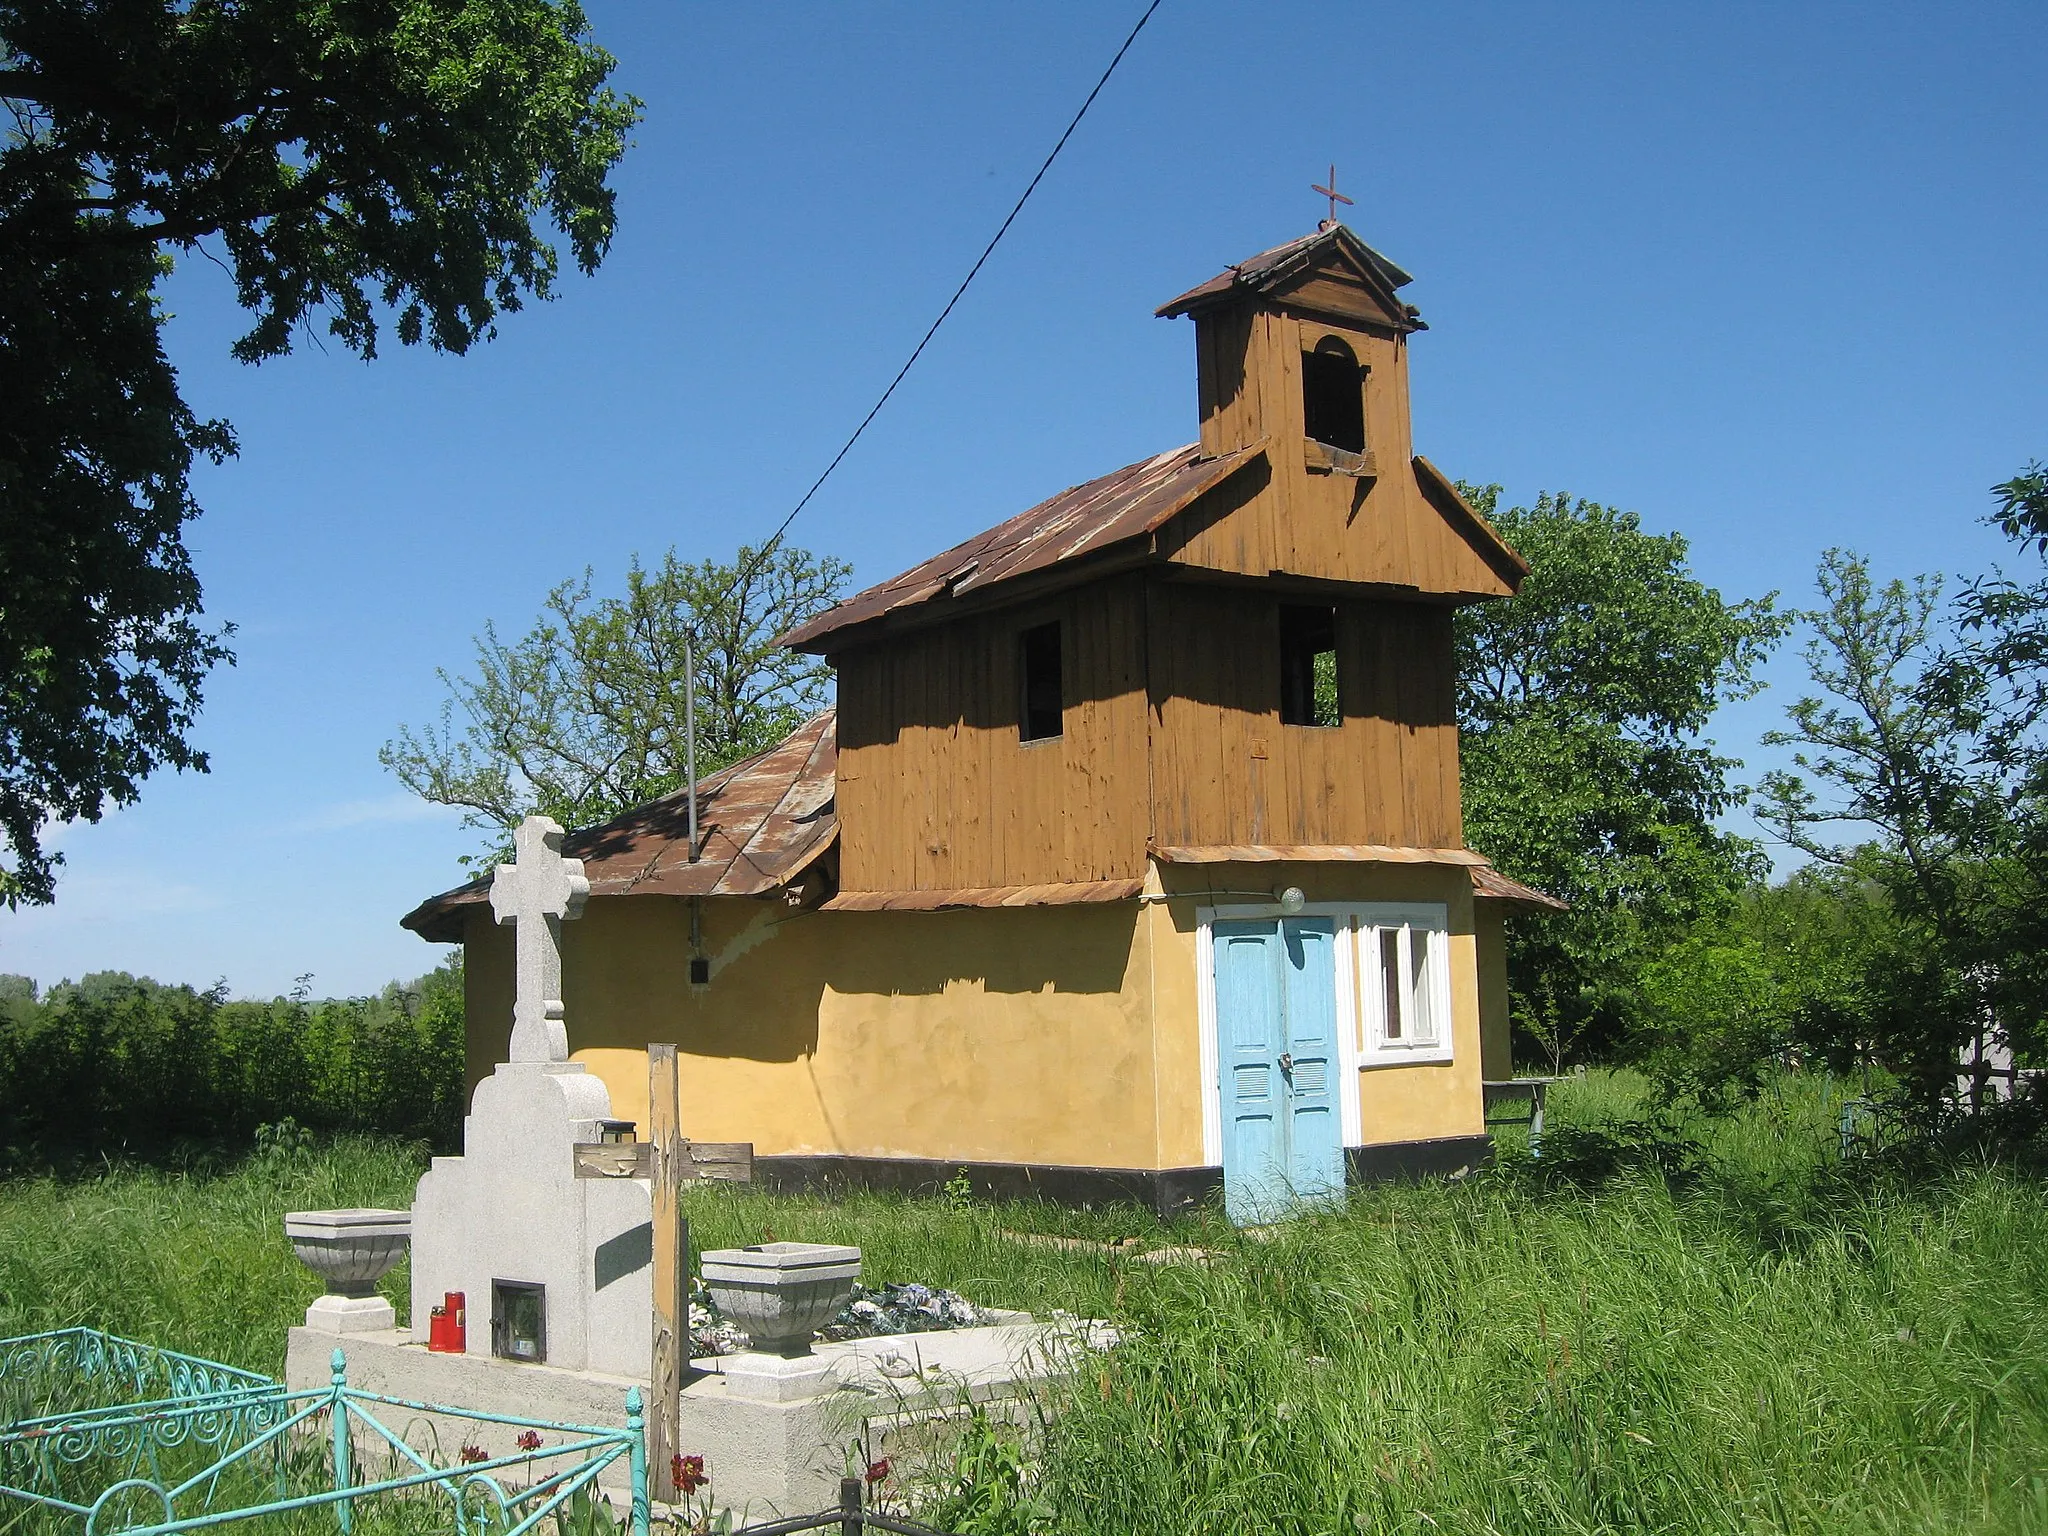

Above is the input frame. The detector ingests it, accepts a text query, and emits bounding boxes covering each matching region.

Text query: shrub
[0,959,465,1166]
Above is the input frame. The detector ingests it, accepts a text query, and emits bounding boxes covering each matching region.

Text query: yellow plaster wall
[1476,901,1514,1081]
[462,896,1164,1170]
[463,920,514,1090]
[455,859,1489,1175]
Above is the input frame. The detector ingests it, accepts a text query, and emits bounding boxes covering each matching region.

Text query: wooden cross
[567,1050,753,1503]
[1312,163,1353,228]
[640,1044,753,1505]
[490,815,590,1063]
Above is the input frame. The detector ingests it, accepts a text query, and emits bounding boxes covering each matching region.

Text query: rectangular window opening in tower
[1279,605,1340,727]
[1301,341,1365,454]
[1019,621,1064,742]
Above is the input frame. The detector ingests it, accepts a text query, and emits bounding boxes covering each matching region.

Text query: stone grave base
[286,1314,1092,1519]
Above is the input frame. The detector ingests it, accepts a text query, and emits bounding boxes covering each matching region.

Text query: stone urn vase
[285,1208,411,1334]
[700,1242,861,1357]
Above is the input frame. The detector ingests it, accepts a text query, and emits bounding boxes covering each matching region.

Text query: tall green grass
[3,1075,2046,1533]
[0,1137,424,1372]
[1036,1173,2048,1534]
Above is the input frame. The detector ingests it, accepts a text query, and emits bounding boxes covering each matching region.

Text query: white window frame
[1196,900,1453,1165]
[1353,904,1454,1069]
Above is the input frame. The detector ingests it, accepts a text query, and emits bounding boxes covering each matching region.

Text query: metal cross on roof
[1312,164,1354,229]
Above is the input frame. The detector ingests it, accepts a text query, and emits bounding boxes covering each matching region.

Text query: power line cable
[670,0,1163,852]
[735,0,1166,581]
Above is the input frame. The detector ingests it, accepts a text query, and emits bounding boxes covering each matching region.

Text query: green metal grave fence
[0,1331,648,1536]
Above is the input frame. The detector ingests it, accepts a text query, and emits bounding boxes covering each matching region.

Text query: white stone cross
[490,815,591,1063]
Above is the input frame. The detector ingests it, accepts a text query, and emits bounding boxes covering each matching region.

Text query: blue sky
[5,1,2045,998]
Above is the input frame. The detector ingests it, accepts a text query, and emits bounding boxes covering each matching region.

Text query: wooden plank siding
[835,575,1153,892]
[1167,307,1513,601]
[826,235,1497,895]
[839,571,1461,892]
[1145,578,1461,854]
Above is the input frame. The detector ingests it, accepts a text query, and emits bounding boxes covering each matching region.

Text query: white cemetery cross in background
[492,815,591,1063]
[409,814,654,1375]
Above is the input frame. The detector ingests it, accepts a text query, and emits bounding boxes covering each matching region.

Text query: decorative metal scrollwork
[3,1329,646,1536]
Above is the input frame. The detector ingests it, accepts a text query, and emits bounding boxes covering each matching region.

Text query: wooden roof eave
[401,880,489,945]
[823,878,1144,912]
[1470,864,1570,914]
[1411,456,1529,595]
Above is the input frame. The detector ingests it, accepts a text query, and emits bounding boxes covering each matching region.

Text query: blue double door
[1213,916,1344,1224]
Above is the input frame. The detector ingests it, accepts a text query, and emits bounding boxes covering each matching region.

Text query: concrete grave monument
[407,815,655,1375]
[285,813,1091,1517]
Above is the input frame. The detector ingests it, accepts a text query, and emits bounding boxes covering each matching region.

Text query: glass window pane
[1408,928,1433,1043]
[1379,928,1402,1040]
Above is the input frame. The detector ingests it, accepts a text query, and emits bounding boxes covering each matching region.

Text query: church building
[403,223,1560,1221]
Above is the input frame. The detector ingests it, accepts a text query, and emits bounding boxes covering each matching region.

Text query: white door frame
[1195,902,1365,1167]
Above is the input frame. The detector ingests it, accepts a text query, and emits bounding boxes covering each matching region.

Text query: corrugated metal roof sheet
[1470,865,1569,913]
[776,441,1266,653]
[1151,844,1490,866]
[400,710,839,943]
[1154,223,1418,320]
[822,879,1145,912]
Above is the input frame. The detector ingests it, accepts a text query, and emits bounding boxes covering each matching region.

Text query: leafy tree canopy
[383,544,851,870]
[1759,481,2048,1122]
[1629,863,1897,1110]
[1455,487,1788,1065]
[0,0,639,907]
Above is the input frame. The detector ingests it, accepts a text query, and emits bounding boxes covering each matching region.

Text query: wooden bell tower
[1162,223,1423,496]
[1155,225,1515,602]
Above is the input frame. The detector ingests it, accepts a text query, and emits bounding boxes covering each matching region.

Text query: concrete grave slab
[287,1312,1091,1520]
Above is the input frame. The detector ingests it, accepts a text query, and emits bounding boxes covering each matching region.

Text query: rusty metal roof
[401,710,839,943]
[777,441,1266,653]
[1470,865,1569,913]
[1155,223,1418,322]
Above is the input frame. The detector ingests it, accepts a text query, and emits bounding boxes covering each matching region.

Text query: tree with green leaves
[383,543,851,870]
[0,0,639,907]
[1628,863,1899,1110]
[1758,494,2048,1123]
[1454,488,1787,1068]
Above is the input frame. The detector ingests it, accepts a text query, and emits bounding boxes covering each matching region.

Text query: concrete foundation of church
[751,1135,1497,1218]
[286,1314,1078,1520]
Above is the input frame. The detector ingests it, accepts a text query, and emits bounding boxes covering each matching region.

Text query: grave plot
[281,816,1108,1521]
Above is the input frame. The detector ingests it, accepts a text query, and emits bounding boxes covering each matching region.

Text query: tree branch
[0,70,58,105]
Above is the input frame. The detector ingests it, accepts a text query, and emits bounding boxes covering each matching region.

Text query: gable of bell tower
[1156,226,1522,604]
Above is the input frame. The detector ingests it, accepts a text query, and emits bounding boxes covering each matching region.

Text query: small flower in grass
[672,1453,707,1495]
[459,1445,488,1465]
[516,1430,543,1453]
[865,1457,892,1486]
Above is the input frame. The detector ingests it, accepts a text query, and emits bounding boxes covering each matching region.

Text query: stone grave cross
[490,815,591,1063]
